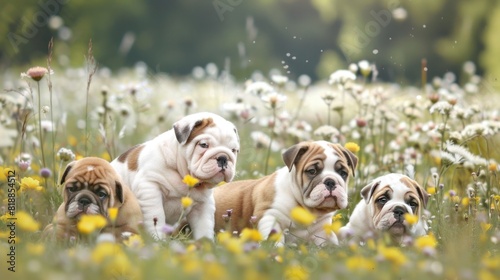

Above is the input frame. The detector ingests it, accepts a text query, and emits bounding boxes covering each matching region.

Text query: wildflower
[16,211,41,232]
[346,255,376,271]
[323,220,343,235]
[284,264,309,280]
[240,228,263,242]
[329,69,356,86]
[271,74,288,86]
[224,237,243,255]
[108,207,119,224]
[314,125,340,140]
[429,101,453,115]
[290,206,316,226]
[77,214,107,235]
[245,81,274,96]
[123,234,144,249]
[182,175,199,187]
[415,234,438,251]
[488,160,498,172]
[57,147,76,162]
[461,197,470,207]
[217,231,232,244]
[20,177,43,192]
[26,243,45,255]
[404,213,419,225]
[480,223,492,233]
[344,142,360,153]
[261,91,287,109]
[21,66,51,81]
[377,245,408,267]
[297,74,311,87]
[39,168,52,178]
[427,187,436,195]
[333,213,343,221]
[358,60,372,77]
[161,223,175,235]
[181,196,193,208]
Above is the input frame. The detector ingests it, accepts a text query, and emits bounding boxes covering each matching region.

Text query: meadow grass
[0,59,499,280]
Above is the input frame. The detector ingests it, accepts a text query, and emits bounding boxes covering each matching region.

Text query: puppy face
[174,113,240,187]
[361,174,428,236]
[283,141,358,215]
[60,158,124,219]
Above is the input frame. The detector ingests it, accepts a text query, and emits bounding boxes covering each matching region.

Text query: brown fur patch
[126,145,145,171]
[186,118,215,144]
[117,144,141,163]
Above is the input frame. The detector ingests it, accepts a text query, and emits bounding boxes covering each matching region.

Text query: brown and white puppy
[111,112,240,241]
[43,157,142,241]
[214,141,357,246]
[340,173,429,242]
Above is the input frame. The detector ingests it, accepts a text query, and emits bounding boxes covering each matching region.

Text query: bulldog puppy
[43,157,142,241]
[111,112,240,241]
[340,173,429,242]
[214,141,358,246]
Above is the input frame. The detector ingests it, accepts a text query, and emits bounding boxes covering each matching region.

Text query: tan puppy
[340,173,429,242]
[111,112,240,241]
[214,141,357,246]
[43,157,142,241]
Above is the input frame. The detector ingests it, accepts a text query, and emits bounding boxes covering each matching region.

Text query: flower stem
[264,108,276,175]
[37,81,46,168]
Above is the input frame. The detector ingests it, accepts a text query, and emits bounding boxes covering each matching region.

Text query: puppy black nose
[324,179,336,191]
[78,197,91,207]
[393,206,407,219]
[217,156,228,169]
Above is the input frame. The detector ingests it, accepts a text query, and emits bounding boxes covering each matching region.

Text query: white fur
[258,142,348,246]
[340,173,428,240]
[112,112,239,241]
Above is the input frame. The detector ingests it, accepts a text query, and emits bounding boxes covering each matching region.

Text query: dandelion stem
[264,108,276,175]
[47,38,56,187]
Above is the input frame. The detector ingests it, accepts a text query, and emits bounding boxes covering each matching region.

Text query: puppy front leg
[186,194,215,241]
[258,214,285,245]
[134,183,166,240]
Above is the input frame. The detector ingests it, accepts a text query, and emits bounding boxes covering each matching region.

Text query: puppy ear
[415,183,430,209]
[360,181,380,203]
[60,161,76,186]
[115,181,125,204]
[282,143,309,172]
[337,145,358,177]
[174,117,214,145]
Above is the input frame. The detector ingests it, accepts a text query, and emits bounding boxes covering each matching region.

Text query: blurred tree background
[1,0,499,85]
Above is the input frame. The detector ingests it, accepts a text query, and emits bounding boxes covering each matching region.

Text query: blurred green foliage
[0,0,498,84]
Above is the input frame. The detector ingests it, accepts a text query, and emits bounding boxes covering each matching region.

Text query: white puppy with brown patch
[214,141,357,246]
[111,112,240,240]
[340,173,429,242]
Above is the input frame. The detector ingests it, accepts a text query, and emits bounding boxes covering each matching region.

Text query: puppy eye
[377,196,388,205]
[306,168,317,176]
[339,170,348,180]
[97,190,108,199]
[409,201,418,209]
[199,142,209,149]
[67,185,77,193]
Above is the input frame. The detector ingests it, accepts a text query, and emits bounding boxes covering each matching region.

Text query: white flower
[314,125,340,139]
[429,101,453,115]
[245,81,274,96]
[260,91,287,109]
[250,131,281,151]
[443,141,488,166]
[271,75,288,86]
[328,70,356,86]
[57,147,75,162]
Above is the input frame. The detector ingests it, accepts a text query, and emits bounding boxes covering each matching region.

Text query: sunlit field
[1,55,500,279]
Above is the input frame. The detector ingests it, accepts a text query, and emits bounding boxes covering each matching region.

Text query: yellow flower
[344,142,360,153]
[480,223,492,233]
[284,264,309,280]
[290,206,316,226]
[462,197,470,207]
[20,177,42,192]
[204,262,227,280]
[224,238,243,255]
[323,220,343,235]
[101,152,111,162]
[1,167,14,181]
[26,243,45,255]
[183,175,200,187]
[16,211,40,232]
[123,234,144,249]
[268,230,283,242]
[181,196,193,208]
[77,214,107,235]
[378,245,407,267]
[415,233,438,250]
[333,213,343,221]
[217,231,232,244]
[108,207,119,224]
[91,242,122,263]
[404,213,419,225]
[346,255,376,271]
[68,135,78,147]
[488,160,498,172]
[426,187,436,195]
[240,228,263,242]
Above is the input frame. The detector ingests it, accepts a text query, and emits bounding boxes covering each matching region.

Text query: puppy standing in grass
[214,141,358,246]
[43,157,142,241]
[112,112,240,241]
[340,173,429,242]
